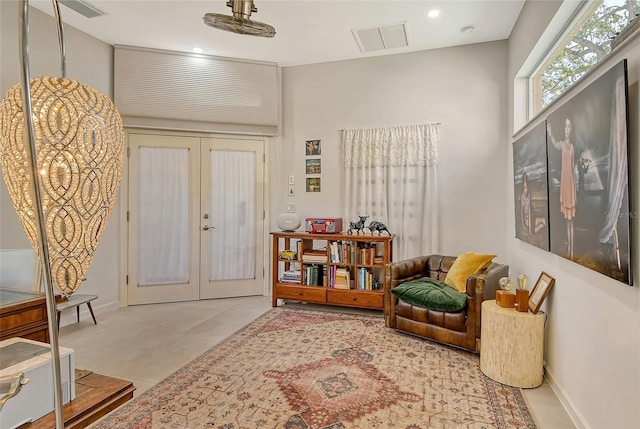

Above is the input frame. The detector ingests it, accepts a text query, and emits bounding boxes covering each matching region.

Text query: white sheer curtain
[343,123,439,260]
[209,150,256,280]
[138,147,190,285]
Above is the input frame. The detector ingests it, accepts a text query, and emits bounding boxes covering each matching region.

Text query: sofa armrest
[465,262,509,299]
[466,262,509,301]
[467,261,509,342]
[385,255,430,292]
[384,255,430,328]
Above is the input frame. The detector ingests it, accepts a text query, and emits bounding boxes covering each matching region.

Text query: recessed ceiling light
[192,47,203,53]
[427,10,440,18]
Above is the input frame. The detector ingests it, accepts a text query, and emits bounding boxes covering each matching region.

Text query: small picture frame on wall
[305,139,321,156]
[529,272,555,314]
[306,158,321,174]
[306,177,320,192]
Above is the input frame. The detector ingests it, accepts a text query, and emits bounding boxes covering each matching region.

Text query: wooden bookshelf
[271,231,394,310]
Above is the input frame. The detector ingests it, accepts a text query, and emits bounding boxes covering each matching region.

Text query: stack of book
[280,269,301,283]
[331,267,351,289]
[302,249,326,264]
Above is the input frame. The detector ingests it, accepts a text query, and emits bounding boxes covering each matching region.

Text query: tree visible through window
[532,0,639,114]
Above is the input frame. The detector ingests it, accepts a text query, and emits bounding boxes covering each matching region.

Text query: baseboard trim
[544,364,590,429]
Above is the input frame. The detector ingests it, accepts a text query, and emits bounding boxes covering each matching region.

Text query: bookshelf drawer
[275,285,326,303]
[327,290,383,309]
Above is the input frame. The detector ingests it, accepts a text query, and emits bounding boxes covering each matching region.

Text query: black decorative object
[347,216,368,235]
[368,221,391,235]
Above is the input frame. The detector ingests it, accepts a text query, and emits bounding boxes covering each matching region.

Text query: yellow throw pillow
[444,252,497,292]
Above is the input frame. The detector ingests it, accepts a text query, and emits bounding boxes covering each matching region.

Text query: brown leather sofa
[384,254,508,352]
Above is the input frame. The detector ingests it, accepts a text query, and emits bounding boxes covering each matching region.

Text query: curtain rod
[340,122,441,131]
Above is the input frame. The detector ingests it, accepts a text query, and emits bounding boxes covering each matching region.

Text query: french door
[127,132,265,305]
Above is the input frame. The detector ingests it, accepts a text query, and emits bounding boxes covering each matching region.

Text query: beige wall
[0,3,121,322]
[508,2,640,428]
[4,3,640,427]
[278,42,509,258]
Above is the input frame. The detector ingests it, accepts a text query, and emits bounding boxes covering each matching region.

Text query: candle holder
[515,274,529,312]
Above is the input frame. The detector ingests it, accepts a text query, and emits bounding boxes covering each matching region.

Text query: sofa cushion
[444,252,496,292]
[391,277,467,312]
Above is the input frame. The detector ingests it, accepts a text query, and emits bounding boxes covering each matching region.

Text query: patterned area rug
[91,307,536,429]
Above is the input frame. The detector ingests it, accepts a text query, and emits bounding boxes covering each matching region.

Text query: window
[530,0,639,116]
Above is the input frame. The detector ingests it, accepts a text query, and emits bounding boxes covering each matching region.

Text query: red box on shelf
[305,218,343,233]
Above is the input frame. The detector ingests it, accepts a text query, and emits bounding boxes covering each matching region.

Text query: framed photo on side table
[529,272,555,313]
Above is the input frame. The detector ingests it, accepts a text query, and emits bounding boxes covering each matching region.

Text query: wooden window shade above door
[114,45,280,136]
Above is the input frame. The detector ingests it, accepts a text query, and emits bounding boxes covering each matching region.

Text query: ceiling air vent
[59,0,106,18]
[352,22,408,53]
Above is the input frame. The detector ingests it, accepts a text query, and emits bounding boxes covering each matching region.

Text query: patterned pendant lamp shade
[0,76,125,296]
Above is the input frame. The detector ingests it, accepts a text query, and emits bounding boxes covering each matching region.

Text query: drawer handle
[353,297,357,301]
[298,292,303,296]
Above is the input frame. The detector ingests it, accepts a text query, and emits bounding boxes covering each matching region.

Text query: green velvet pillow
[391,277,468,312]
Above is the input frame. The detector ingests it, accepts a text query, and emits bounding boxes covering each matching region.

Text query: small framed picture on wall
[305,139,321,156]
[306,158,321,174]
[306,177,321,192]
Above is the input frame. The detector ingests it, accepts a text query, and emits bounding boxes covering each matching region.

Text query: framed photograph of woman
[305,139,321,156]
[306,177,320,192]
[512,122,549,251]
[305,158,321,174]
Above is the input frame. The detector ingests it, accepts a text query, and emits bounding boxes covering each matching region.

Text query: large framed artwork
[513,122,549,251]
[545,59,632,285]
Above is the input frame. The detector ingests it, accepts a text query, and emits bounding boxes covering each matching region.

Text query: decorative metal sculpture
[347,215,368,235]
[368,221,391,235]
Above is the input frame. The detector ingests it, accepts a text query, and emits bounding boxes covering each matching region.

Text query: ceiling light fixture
[428,9,440,18]
[203,0,275,38]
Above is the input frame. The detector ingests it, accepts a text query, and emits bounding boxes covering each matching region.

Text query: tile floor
[59,296,575,428]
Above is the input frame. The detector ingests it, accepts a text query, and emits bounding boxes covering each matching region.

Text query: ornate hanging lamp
[0,2,125,298]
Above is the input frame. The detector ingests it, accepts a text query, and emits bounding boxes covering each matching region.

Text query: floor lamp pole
[18,1,65,427]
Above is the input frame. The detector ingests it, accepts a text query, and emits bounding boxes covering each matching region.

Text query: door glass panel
[138,147,191,285]
[209,150,256,281]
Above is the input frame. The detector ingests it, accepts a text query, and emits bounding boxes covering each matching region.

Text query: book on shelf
[357,267,376,290]
[329,241,358,264]
[304,264,324,286]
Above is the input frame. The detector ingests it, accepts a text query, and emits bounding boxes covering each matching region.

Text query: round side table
[480,299,544,388]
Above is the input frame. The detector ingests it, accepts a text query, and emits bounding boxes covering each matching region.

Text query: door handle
[202,225,215,231]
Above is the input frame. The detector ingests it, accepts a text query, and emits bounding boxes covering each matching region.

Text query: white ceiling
[30,0,526,67]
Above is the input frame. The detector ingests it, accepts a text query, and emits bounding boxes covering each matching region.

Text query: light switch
[288,175,295,185]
